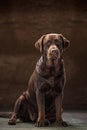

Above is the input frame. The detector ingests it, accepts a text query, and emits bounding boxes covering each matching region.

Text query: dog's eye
[55,40,60,45]
[55,39,58,43]
[46,41,51,47]
[55,42,62,48]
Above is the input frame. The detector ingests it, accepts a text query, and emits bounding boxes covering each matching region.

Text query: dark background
[0,0,87,111]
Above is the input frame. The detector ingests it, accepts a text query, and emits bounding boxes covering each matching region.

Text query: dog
[0,33,70,127]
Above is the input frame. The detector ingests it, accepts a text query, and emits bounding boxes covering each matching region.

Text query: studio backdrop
[0,0,87,110]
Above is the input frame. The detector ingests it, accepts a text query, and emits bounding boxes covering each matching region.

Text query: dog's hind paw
[8,120,16,125]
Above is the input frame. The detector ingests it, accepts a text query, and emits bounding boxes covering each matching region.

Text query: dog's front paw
[55,120,68,127]
[35,119,50,127]
[8,119,16,125]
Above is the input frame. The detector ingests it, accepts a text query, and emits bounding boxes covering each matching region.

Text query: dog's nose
[51,49,58,54]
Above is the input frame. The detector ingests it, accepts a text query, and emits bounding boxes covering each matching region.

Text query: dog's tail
[0,112,13,118]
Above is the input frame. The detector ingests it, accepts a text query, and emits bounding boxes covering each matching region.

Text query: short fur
[0,33,70,127]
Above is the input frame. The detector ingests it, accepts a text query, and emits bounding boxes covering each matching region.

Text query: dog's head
[35,33,70,60]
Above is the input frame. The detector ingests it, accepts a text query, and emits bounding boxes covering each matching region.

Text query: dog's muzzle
[50,49,59,59]
[47,45,60,60]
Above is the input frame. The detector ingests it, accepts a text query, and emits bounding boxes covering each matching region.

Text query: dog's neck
[46,58,59,69]
[36,55,63,77]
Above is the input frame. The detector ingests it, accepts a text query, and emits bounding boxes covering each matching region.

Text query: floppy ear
[35,35,46,53]
[59,34,70,50]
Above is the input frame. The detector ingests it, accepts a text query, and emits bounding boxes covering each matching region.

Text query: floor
[0,111,87,130]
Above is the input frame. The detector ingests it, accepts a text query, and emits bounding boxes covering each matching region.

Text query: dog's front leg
[55,93,68,127]
[35,88,45,126]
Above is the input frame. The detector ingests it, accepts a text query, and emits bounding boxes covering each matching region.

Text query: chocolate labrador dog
[1,33,70,127]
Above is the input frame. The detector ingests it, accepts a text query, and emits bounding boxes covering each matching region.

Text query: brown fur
[7,33,70,126]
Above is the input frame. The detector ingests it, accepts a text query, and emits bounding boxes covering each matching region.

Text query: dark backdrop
[0,0,87,111]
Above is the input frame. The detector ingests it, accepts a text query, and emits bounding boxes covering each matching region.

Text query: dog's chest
[45,76,61,98]
[47,76,55,87]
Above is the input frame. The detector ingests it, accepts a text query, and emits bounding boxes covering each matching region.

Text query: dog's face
[35,33,70,60]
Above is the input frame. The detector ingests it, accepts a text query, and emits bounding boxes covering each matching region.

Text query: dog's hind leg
[8,92,26,125]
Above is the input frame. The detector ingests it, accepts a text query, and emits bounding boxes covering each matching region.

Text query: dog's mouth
[51,53,58,60]
[47,45,60,60]
[50,50,59,60]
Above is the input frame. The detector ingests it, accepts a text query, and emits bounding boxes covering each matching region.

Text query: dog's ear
[59,34,70,50]
[35,35,46,53]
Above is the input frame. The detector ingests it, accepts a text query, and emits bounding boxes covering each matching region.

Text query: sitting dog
[1,33,70,127]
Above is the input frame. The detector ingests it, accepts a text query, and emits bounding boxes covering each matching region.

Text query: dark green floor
[0,111,87,130]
